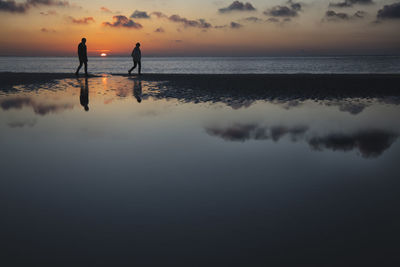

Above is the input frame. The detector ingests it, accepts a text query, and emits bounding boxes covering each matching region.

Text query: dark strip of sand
[0,72,98,87]
[1,73,399,97]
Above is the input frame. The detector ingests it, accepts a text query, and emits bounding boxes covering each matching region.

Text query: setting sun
[101,53,107,57]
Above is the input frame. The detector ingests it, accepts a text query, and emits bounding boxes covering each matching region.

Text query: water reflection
[206,123,399,158]
[308,130,399,158]
[146,80,399,114]
[78,78,89,112]
[0,96,73,115]
[133,80,142,103]
[1,76,400,265]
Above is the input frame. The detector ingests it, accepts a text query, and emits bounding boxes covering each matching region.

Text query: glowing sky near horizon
[0,0,399,56]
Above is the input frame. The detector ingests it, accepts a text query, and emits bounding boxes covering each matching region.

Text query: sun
[100,53,107,57]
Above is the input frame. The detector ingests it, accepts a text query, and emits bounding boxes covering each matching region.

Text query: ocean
[1,56,399,74]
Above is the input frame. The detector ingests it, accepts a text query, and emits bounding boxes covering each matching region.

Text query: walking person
[129,42,141,75]
[75,38,88,76]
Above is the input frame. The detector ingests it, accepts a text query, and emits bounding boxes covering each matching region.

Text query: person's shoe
[84,73,89,77]
[128,71,131,75]
[75,72,79,76]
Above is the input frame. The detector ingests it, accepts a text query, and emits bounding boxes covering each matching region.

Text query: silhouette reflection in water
[133,80,142,103]
[78,78,89,111]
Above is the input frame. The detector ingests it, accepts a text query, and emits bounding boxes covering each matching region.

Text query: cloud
[0,97,73,115]
[168,14,212,29]
[154,27,165,33]
[100,6,112,13]
[308,130,398,158]
[8,118,37,128]
[0,0,29,13]
[329,0,374,8]
[205,124,308,142]
[266,17,280,23]
[27,0,69,7]
[241,16,263,23]
[206,123,398,158]
[68,16,95,24]
[230,21,243,28]
[324,10,366,21]
[150,11,212,29]
[377,2,400,20]
[41,27,56,32]
[102,15,143,29]
[218,1,256,13]
[0,0,69,13]
[151,11,167,18]
[130,10,150,19]
[40,9,57,15]
[264,1,302,17]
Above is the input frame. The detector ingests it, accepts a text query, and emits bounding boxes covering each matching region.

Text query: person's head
[82,38,86,44]
[136,42,140,47]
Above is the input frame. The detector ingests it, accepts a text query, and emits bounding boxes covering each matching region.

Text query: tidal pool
[1,76,399,266]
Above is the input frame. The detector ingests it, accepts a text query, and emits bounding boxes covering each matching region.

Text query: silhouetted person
[129,42,141,75]
[75,38,88,76]
[78,77,89,111]
[133,80,142,103]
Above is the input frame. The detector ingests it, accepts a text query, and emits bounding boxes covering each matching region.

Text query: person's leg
[129,60,137,74]
[76,61,83,75]
[138,61,141,75]
[84,61,88,75]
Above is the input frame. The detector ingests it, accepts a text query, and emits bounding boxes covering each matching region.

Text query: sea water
[0,56,399,74]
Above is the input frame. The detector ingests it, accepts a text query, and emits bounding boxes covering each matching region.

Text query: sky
[0,0,399,56]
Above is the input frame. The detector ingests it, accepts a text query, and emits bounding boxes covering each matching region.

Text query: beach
[1,72,399,98]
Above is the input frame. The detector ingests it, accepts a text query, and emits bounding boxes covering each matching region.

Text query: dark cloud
[241,16,263,22]
[154,27,165,33]
[68,16,95,24]
[130,10,150,19]
[230,21,243,28]
[0,97,73,115]
[324,10,366,21]
[102,15,143,29]
[205,124,308,142]
[0,0,69,13]
[377,2,400,20]
[266,17,280,23]
[150,11,213,29]
[151,11,167,18]
[264,1,302,17]
[168,14,212,29]
[329,0,374,8]
[205,122,398,158]
[0,0,29,13]
[308,130,398,158]
[27,0,69,7]
[219,1,256,13]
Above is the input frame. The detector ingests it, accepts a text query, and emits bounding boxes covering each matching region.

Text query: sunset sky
[0,0,399,56]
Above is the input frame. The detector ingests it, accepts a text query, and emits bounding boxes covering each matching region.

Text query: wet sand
[1,72,399,98]
[0,72,99,86]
